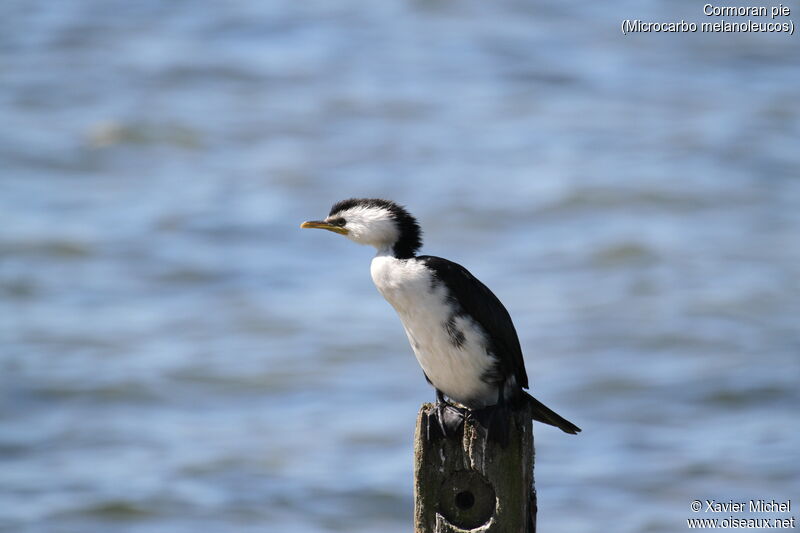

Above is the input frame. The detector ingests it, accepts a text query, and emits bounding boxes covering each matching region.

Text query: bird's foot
[427,401,466,442]
[473,403,511,448]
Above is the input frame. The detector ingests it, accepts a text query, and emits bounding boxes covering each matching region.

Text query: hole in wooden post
[438,470,496,529]
[455,491,475,510]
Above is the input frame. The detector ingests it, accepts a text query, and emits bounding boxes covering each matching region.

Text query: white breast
[370,254,497,407]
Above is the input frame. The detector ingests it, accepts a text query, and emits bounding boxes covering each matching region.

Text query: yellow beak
[300,220,349,235]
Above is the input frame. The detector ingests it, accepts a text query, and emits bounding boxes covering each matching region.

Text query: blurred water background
[2,1,799,532]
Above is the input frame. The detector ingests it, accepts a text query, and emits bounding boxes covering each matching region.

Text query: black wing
[417,255,529,390]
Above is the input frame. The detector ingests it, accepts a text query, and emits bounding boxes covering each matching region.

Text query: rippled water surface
[2,1,799,532]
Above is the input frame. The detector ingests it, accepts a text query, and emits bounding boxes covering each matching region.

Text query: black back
[418,255,529,391]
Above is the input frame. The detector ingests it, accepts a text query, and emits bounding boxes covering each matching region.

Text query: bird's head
[301,198,422,258]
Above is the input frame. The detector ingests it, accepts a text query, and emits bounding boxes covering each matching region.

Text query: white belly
[370,255,497,407]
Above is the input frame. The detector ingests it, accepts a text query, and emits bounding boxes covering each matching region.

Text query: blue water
[2,1,799,532]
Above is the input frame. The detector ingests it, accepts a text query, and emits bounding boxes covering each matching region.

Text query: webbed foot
[426,391,466,442]
[473,403,511,448]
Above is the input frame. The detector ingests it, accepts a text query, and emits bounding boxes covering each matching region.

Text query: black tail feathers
[524,392,581,434]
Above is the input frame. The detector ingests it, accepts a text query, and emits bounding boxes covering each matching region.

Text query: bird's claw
[427,401,465,442]
[435,401,449,437]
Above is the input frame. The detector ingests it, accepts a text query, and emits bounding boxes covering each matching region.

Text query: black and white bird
[301,198,580,442]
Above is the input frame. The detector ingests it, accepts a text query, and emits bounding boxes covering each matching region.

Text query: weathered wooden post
[414,402,536,533]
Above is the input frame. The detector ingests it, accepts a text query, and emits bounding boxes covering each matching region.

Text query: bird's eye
[329,217,346,227]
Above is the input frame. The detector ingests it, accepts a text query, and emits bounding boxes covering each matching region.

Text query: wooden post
[414,402,536,533]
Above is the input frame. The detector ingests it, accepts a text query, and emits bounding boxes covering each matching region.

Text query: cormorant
[302,198,580,443]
